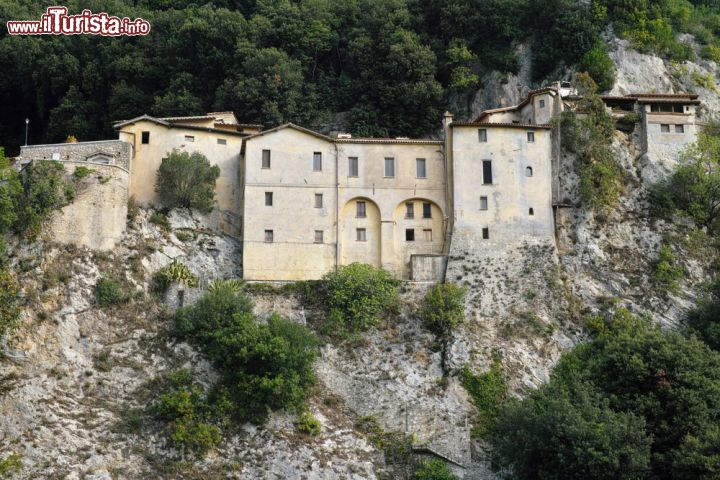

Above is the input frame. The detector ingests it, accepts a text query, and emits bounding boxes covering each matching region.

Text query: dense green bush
[650,133,720,234]
[652,244,686,293]
[462,359,508,433]
[153,369,225,458]
[9,160,70,238]
[488,310,720,480]
[316,263,399,335]
[0,268,20,341]
[155,150,220,213]
[94,277,128,307]
[420,283,465,338]
[687,279,720,351]
[562,74,623,213]
[295,411,321,436]
[174,281,318,422]
[412,459,458,480]
[578,42,616,92]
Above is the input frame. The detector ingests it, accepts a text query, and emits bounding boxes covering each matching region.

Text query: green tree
[317,263,399,335]
[420,283,465,338]
[650,133,720,234]
[412,459,458,480]
[14,160,69,238]
[0,148,22,234]
[155,149,220,212]
[490,310,720,480]
[579,42,616,92]
[174,282,318,422]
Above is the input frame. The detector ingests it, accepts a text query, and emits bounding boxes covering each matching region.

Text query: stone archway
[340,197,382,267]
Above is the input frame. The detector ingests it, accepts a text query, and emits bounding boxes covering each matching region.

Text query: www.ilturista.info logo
[6,6,151,36]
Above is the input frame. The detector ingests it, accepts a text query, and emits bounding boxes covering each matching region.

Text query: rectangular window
[405,229,415,241]
[539,99,546,108]
[314,230,323,243]
[264,192,273,206]
[356,201,366,218]
[661,124,670,133]
[416,158,427,178]
[482,227,489,239]
[527,131,535,143]
[356,228,367,242]
[405,202,414,219]
[480,196,488,210]
[482,160,493,184]
[264,230,274,243]
[314,193,323,208]
[349,156,359,177]
[184,135,195,142]
[423,229,432,242]
[141,131,150,144]
[675,124,685,133]
[478,129,487,142]
[313,152,322,171]
[423,202,431,219]
[384,157,395,177]
[217,138,227,145]
[262,149,271,169]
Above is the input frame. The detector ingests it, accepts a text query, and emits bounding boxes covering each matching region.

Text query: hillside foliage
[3,0,717,151]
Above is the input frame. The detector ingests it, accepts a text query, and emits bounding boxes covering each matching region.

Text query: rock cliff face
[1,38,717,479]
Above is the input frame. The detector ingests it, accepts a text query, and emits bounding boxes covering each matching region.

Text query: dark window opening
[526,166,533,177]
[264,230,273,243]
[482,227,489,239]
[482,160,493,184]
[265,192,273,206]
[423,202,432,219]
[478,129,487,142]
[356,201,366,218]
[349,157,359,177]
[141,131,150,144]
[406,203,414,219]
[529,207,534,216]
[313,152,322,171]
[405,229,415,241]
[262,149,271,169]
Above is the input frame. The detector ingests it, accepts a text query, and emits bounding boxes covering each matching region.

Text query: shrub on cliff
[0,268,20,341]
[420,283,465,338]
[155,150,220,213]
[10,160,69,238]
[488,310,720,480]
[174,282,318,422]
[315,263,399,335]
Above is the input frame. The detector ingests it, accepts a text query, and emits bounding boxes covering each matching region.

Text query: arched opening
[392,198,444,278]
[86,154,113,165]
[526,166,533,177]
[340,197,381,267]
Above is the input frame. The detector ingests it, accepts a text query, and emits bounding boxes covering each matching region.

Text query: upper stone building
[15,85,703,281]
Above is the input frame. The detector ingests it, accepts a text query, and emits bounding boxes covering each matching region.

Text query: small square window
[357,201,366,218]
[675,124,684,133]
[480,196,488,210]
[482,227,489,240]
[539,99,546,108]
[314,193,323,208]
[527,131,535,143]
[141,131,150,144]
[217,138,227,145]
[313,152,322,171]
[184,135,195,142]
[405,229,415,241]
[265,192,273,206]
[356,228,367,242]
[262,149,271,169]
[478,129,487,142]
[264,230,274,243]
[423,202,432,219]
[423,229,432,242]
[661,124,670,133]
[416,158,427,178]
[314,230,324,243]
[349,157,359,177]
[384,157,395,177]
[406,203,414,219]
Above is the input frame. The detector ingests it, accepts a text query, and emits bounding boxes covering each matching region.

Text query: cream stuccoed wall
[242,128,337,281]
[117,121,245,235]
[450,125,554,247]
[336,141,446,278]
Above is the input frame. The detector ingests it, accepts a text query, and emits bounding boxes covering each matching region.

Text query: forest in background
[0,0,719,154]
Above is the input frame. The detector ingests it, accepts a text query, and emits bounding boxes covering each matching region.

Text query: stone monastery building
[17,84,702,281]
